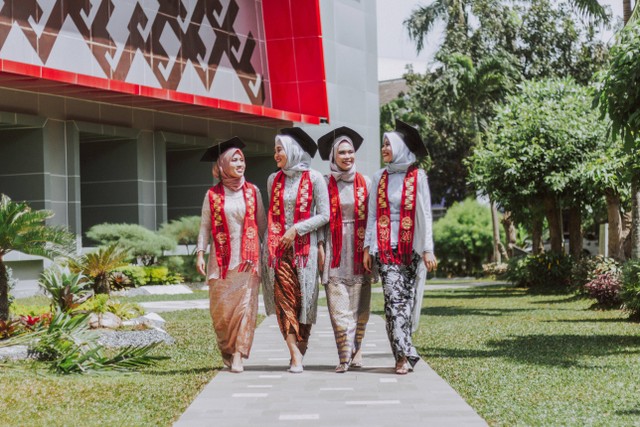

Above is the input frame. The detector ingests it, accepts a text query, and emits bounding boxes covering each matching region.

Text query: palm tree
[404,0,609,54]
[0,194,75,321]
[69,244,129,295]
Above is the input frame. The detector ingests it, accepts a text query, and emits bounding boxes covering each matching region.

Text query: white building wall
[303,0,380,178]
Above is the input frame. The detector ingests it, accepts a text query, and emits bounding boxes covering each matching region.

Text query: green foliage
[584,272,622,308]
[469,78,608,219]
[571,255,622,290]
[158,255,201,283]
[506,252,574,291]
[69,244,129,294]
[0,194,76,321]
[75,294,143,321]
[86,223,176,266]
[620,260,640,320]
[595,18,640,149]
[433,199,494,276]
[144,266,183,285]
[159,216,201,255]
[112,265,148,287]
[27,310,166,374]
[39,267,92,313]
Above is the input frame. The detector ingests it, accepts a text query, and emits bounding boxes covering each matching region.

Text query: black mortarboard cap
[394,119,428,158]
[200,137,246,162]
[279,127,318,158]
[317,126,364,161]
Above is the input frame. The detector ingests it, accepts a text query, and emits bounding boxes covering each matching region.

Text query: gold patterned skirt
[208,268,260,362]
[325,279,371,364]
[273,249,312,343]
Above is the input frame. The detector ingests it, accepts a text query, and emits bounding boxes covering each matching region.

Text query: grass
[0,308,223,426]
[369,285,640,426]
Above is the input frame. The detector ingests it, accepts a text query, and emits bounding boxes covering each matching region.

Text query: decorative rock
[88,312,123,329]
[97,329,175,348]
[0,345,30,360]
[122,312,166,330]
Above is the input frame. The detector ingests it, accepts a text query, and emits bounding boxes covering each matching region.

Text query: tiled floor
[174,305,487,427]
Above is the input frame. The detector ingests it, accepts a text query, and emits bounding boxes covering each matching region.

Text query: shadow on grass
[529,294,587,304]
[424,288,528,300]
[419,334,640,368]
[615,408,640,416]
[420,306,529,317]
[144,366,217,376]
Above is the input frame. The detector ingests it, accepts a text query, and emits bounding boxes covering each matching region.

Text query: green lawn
[371,286,640,426]
[0,309,222,426]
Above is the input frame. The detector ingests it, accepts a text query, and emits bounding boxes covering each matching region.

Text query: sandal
[335,362,349,373]
[395,363,410,375]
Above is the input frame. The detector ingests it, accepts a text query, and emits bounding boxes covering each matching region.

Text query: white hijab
[384,131,416,173]
[329,137,356,183]
[276,134,311,177]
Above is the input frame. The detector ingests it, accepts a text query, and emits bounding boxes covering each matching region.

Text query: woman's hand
[318,244,325,272]
[279,226,298,250]
[423,252,437,272]
[363,248,372,273]
[196,251,206,276]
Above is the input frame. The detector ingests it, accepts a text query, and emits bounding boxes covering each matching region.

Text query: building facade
[0,0,379,294]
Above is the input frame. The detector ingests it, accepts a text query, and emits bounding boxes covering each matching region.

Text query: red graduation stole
[328,173,368,274]
[376,165,419,265]
[208,182,259,279]
[268,171,313,267]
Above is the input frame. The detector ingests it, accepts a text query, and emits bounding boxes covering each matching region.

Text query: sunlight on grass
[370,287,640,426]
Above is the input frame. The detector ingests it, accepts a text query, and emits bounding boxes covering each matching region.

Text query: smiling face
[274,144,287,169]
[334,141,355,171]
[381,137,393,164]
[227,151,245,178]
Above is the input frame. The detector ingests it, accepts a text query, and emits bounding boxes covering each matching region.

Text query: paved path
[174,305,487,427]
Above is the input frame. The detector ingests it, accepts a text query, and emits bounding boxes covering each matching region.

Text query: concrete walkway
[174,305,487,427]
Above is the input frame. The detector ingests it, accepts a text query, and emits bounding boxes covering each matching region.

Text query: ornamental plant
[584,272,622,308]
[506,252,574,291]
[620,260,640,320]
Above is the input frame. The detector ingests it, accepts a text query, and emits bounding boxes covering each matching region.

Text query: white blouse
[197,185,267,280]
[363,167,434,255]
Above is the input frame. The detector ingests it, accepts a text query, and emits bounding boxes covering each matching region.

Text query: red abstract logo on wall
[0,0,329,123]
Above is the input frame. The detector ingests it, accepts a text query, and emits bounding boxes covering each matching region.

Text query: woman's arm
[196,193,211,276]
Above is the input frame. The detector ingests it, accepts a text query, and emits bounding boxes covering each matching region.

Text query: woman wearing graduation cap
[363,120,438,375]
[316,126,373,373]
[262,127,329,373]
[196,137,267,373]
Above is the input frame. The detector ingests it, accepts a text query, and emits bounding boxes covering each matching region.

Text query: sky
[376,0,625,82]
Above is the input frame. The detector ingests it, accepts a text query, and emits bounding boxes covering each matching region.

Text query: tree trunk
[623,0,632,24]
[605,190,624,260]
[490,200,501,264]
[568,206,582,260]
[94,274,111,295]
[631,175,640,259]
[0,258,8,321]
[544,194,564,254]
[501,211,517,259]
[532,214,544,255]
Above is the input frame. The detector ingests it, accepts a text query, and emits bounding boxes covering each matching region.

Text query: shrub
[144,266,182,285]
[76,294,144,320]
[572,255,621,291]
[620,260,640,321]
[433,198,495,276]
[39,267,93,312]
[159,216,201,255]
[506,252,574,291]
[113,265,148,287]
[584,272,622,308]
[158,255,201,283]
[86,223,176,266]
